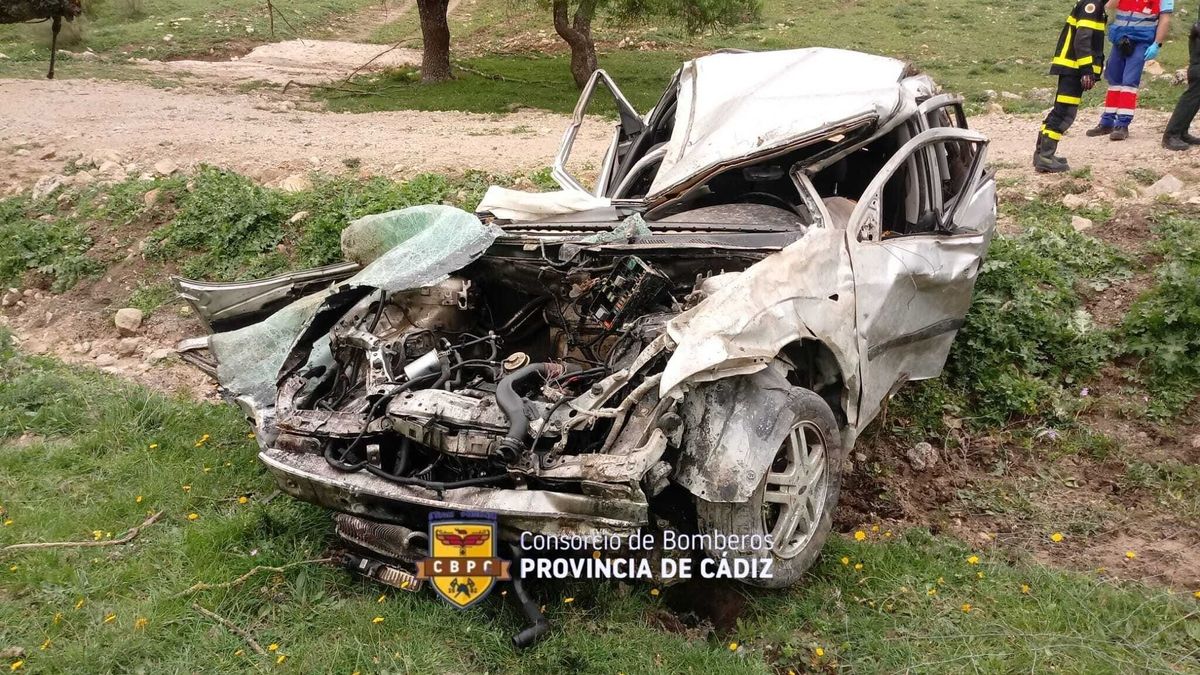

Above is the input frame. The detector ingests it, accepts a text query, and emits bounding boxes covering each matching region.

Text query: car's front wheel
[694,387,843,588]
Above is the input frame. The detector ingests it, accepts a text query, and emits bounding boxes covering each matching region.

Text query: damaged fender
[676,364,803,502]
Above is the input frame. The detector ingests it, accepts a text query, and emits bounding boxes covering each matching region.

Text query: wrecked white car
[177,47,994,639]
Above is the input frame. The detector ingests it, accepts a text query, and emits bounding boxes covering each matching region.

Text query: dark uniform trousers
[1164,21,1200,137]
[1042,75,1087,141]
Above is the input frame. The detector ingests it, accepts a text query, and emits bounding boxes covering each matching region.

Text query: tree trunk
[416,0,452,83]
[553,0,598,89]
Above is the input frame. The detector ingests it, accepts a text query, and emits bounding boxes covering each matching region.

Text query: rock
[88,148,122,168]
[72,171,97,187]
[984,102,1004,115]
[854,451,868,463]
[0,53,8,60]
[94,353,118,367]
[1144,59,1164,76]
[288,210,309,224]
[38,147,57,160]
[0,290,18,307]
[1190,435,1200,450]
[0,647,26,660]
[31,174,68,200]
[277,172,312,193]
[14,148,30,157]
[1062,193,1089,209]
[72,341,91,354]
[983,89,998,100]
[143,188,161,208]
[1143,174,1184,198]
[114,307,144,335]
[153,159,179,176]
[117,337,142,357]
[1071,215,1094,232]
[1000,91,1022,100]
[1174,69,1188,86]
[906,441,939,471]
[1028,87,1053,102]
[147,348,173,363]
[98,160,123,176]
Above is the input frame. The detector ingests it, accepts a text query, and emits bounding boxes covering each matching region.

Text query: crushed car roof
[648,48,913,197]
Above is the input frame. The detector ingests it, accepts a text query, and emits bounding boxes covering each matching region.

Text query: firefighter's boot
[1033,136,1070,173]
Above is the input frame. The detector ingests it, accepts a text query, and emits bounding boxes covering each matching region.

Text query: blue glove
[1145,42,1161,60]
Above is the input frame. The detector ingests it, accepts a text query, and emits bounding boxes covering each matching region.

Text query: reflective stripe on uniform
[1066,16,1107,30]
[1056,94,1083,104]
[1040,125,1064,140]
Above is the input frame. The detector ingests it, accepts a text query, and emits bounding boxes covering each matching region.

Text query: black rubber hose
[508,545,550,650]
[495,363,554,455]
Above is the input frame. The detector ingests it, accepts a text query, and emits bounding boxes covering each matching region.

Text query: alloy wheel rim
[761,420,828,559]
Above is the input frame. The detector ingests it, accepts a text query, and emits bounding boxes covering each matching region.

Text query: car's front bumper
[259,448,649,537]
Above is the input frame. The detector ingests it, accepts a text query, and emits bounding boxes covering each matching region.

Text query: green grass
[332,0,1195,115]
[1121,208,1200,417]
[1,337,1197,673]
[0,0,380,61]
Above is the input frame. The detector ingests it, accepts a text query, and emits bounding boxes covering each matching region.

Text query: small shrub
[1121,211,1200,416]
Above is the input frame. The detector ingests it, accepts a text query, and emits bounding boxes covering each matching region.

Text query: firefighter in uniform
[1086,0,1174,140]
[1162,4,1200,149]
[1037,0,1107,173]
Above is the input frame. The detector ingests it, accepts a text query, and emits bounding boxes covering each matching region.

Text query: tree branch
[174,558,333,597]
[2,511,165,553]
[191,603,268,656]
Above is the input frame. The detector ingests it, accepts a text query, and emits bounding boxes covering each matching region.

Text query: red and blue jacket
[1110,0,1173,44]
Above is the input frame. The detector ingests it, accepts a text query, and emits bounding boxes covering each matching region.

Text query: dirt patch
[141,40,423,86]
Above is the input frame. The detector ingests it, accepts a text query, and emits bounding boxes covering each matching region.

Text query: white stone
[94,354,118,367]
[117,337,141,357]
[31,174,68,200]
[277,173,312,193]
[143,188,161,208]
[1143,174,1185,198]
[114,307,144,335]
[1144,60,1164,76]
[147,348,173,363]
[907,441,939,471]
[1071,215,1094,232]
[98,160,123,175]
[288,211,309,224]
[1061,193,1089,209]
[153,159,179,176]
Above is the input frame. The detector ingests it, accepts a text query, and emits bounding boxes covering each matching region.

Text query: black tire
[694,387,844,588]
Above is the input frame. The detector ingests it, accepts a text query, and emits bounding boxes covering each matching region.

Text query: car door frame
[552,69,644,196]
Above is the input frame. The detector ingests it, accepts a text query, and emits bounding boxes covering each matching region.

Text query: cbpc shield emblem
[416,513,511,608]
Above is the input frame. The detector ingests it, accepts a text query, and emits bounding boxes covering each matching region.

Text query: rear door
[846,127,995,428]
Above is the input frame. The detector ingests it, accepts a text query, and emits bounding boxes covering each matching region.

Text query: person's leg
[1164,65,1200,143]
[1112,41,1148,137]
[1037,75,1081,171]
[1092,47,1125,133]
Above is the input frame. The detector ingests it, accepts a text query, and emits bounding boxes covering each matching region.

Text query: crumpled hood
[647,48,910,199]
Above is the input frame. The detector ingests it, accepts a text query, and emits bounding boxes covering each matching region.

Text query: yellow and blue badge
[417,513,511,608]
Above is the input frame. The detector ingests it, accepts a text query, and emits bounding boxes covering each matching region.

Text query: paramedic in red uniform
[1086,0,1174,140]
[1037,0,1107,172]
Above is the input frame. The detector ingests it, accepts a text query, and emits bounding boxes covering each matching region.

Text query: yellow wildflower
[884,531,892,538]
[203,467,212,473]
[927,588,937,596]
[1021,584,1031,594]
[181,485,191,492]
[840,556,850,566]
[238,496,249,505]
[649,588,660,597]
[187,513,199,521]
[871,525,879,533]
[92,530,103,541]
[563,597,575,604]
[2,519,11,527]
[372,616,384,624]
[815,647,825,658]
[53,612,63,624]
[134,617,148,630]
[961,603,972,613]
[728,642,739,651]
[247,433,255,439]
[104,612,116,623]
[276,654,287,665]
[967,555,980,565]
[1050,532,1064,543]
[377,594,387,604]
[854,563,864,571]
[10,661,23,671]
[977,572,985,579]
[1125,550,1137,560]
[39,639,50,651]
[8,565,17,573]
[74,598,85,610]
[267,644,279,652]
[234,649,244,657]
[1193,590,1200,599]
[135,495,143,504]
[854,530,866,541]
[148,443,158,449]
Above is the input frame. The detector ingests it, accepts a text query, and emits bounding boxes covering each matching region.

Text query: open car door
[845,127,995,428]
[552,70,644,196]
